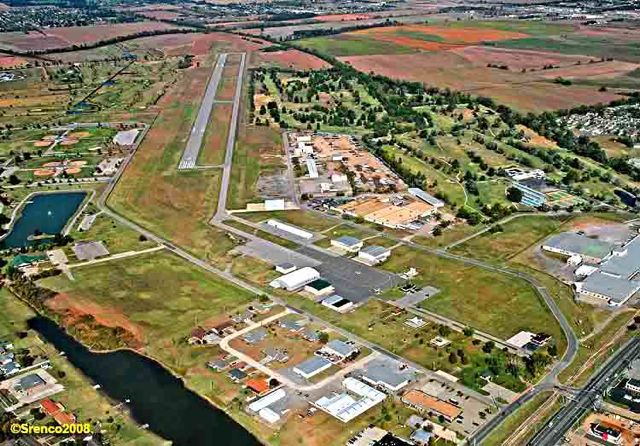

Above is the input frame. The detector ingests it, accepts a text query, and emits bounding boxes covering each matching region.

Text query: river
[28,316,261,446]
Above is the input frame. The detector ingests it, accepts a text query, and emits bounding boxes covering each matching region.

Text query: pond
[28,317,261,446]
[1,191,86,249]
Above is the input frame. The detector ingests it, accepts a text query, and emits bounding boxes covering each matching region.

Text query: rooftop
[306,278,333,291]
[599,235,640,279]
[581,271,640,304]
[294,356,332,376]
[402,390,462,419]
[324,339,358,357]
[334,236,361,247]
[361,359,411,389]
[543,232,614,260]
[243,327,268,345]
[360,245,390,257]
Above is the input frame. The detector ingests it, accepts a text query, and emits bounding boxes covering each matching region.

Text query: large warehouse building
[269,267,320,291]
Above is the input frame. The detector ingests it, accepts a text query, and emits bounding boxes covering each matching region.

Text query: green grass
[451,215,570,262]
[295,34,417,57]
[239,210,336,232]
[447,19,575,36]
[381,245,565,344]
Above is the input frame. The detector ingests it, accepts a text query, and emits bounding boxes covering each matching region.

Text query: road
[178,53,228,170]
[527,336,640,446]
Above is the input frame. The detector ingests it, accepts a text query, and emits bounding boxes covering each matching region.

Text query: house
[331,236,363,253]
[243,327,268,345]
[301,328,320,343]
[275,263,297,274]
[293,357,332,379]
[319,340,359,362]
[263,347,289,364]
[406,415,425,429]
[228,368,247,382]
[429,337,451,349]
[357,245,391,265]
[188,327,207,345]
[0,352,14,366]
[202,332,221,345]
[207,359,229,371]
[405,317,426,329]
[401,390,462,422]
[211,320,235,336]
[232,310,254,324]
[40,399,76,425]
[304,279,335,296]
[279,318,305,333]
[246,378,270,395]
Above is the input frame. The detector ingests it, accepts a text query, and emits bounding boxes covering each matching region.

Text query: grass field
[295,34,417,57]
[239,210,337,232]
[451,215,571,262]
[381,245,564,344]
[0,289,163,445]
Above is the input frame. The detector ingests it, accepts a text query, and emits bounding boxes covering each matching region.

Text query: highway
[178,53,228,170]
[527,336,640,446]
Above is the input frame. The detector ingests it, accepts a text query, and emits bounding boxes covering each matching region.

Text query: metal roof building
[579,271,640,306]
[314,377,386,423]
[269,267,320,291]
[293,357,332,379]
[542,232,614,262]
[407,188,444,208]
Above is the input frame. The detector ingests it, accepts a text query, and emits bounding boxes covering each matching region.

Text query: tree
[462,326,474,337]
[448,351,458,364]
[506,186,523,203]
[482,341,495,353]
[318,332,329,344]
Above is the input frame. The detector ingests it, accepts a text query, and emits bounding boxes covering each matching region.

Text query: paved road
[213,52,246,219]
[178,53,227,170]
[527,337,640,446]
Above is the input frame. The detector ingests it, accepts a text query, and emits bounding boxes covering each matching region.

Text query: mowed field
[251,48,331,71]
[0,21,181,51]
[296,21,640,112]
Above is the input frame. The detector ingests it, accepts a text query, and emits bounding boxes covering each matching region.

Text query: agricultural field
[294,20,640,112]
[251,48,331,71]
[0,21,181,52]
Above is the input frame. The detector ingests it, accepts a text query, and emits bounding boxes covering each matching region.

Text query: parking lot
[419,379,495,437]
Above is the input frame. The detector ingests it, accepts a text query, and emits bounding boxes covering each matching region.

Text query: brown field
[200,103,232,165]
[314,13,374,22]
[576,25,640,41]
[132,32,266,57]
[138,10,183,21]
[341,50,625,112]
[0,55,27,67]
[451,45,595,70]
[350,24,528,48]
[0,22,180,51]
[253,49,330,70]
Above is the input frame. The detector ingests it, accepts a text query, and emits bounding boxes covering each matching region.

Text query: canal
[1,191,86,249]
[28,317,261,446]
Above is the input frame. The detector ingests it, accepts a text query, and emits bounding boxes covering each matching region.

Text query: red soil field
[351,24,528,45]
[451,46,595,70]
[314,13,374,22]
[133,32,267,57]
[533,60,640,80]
[0,55,27,67]
[253,49,330,70]
[138,10,183,21]
[0,21,179,51]
[341,52,623,112]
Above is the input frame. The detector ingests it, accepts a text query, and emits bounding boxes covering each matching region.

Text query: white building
[306,158,319,179]
[269,267,320,291]
[358,246,391,265]
[322,295,354,313]
[331,236,363,253]
[314,378,386,423]
[266,219,313,240]
[248,388,286,413]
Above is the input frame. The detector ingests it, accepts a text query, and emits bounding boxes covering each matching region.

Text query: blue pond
[1,191,86,249]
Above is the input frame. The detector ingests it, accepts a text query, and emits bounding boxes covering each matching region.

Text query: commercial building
[266,219,314,240]
[337,195,434,230]
[293,357,332,379]
[512,181,547,207]
[269,267,320,291]
[401,390,462,422]
[319,340,359,361]
[408,188,444,208]
[542,232,614,264]
[321,295,354,313]
[360,359,412,392]
[275,263,297,274]
[314,377,386,423]
[331,236,363,253]
[306,158,319,179]
[304,279,335,296]
[358,246,391,265]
